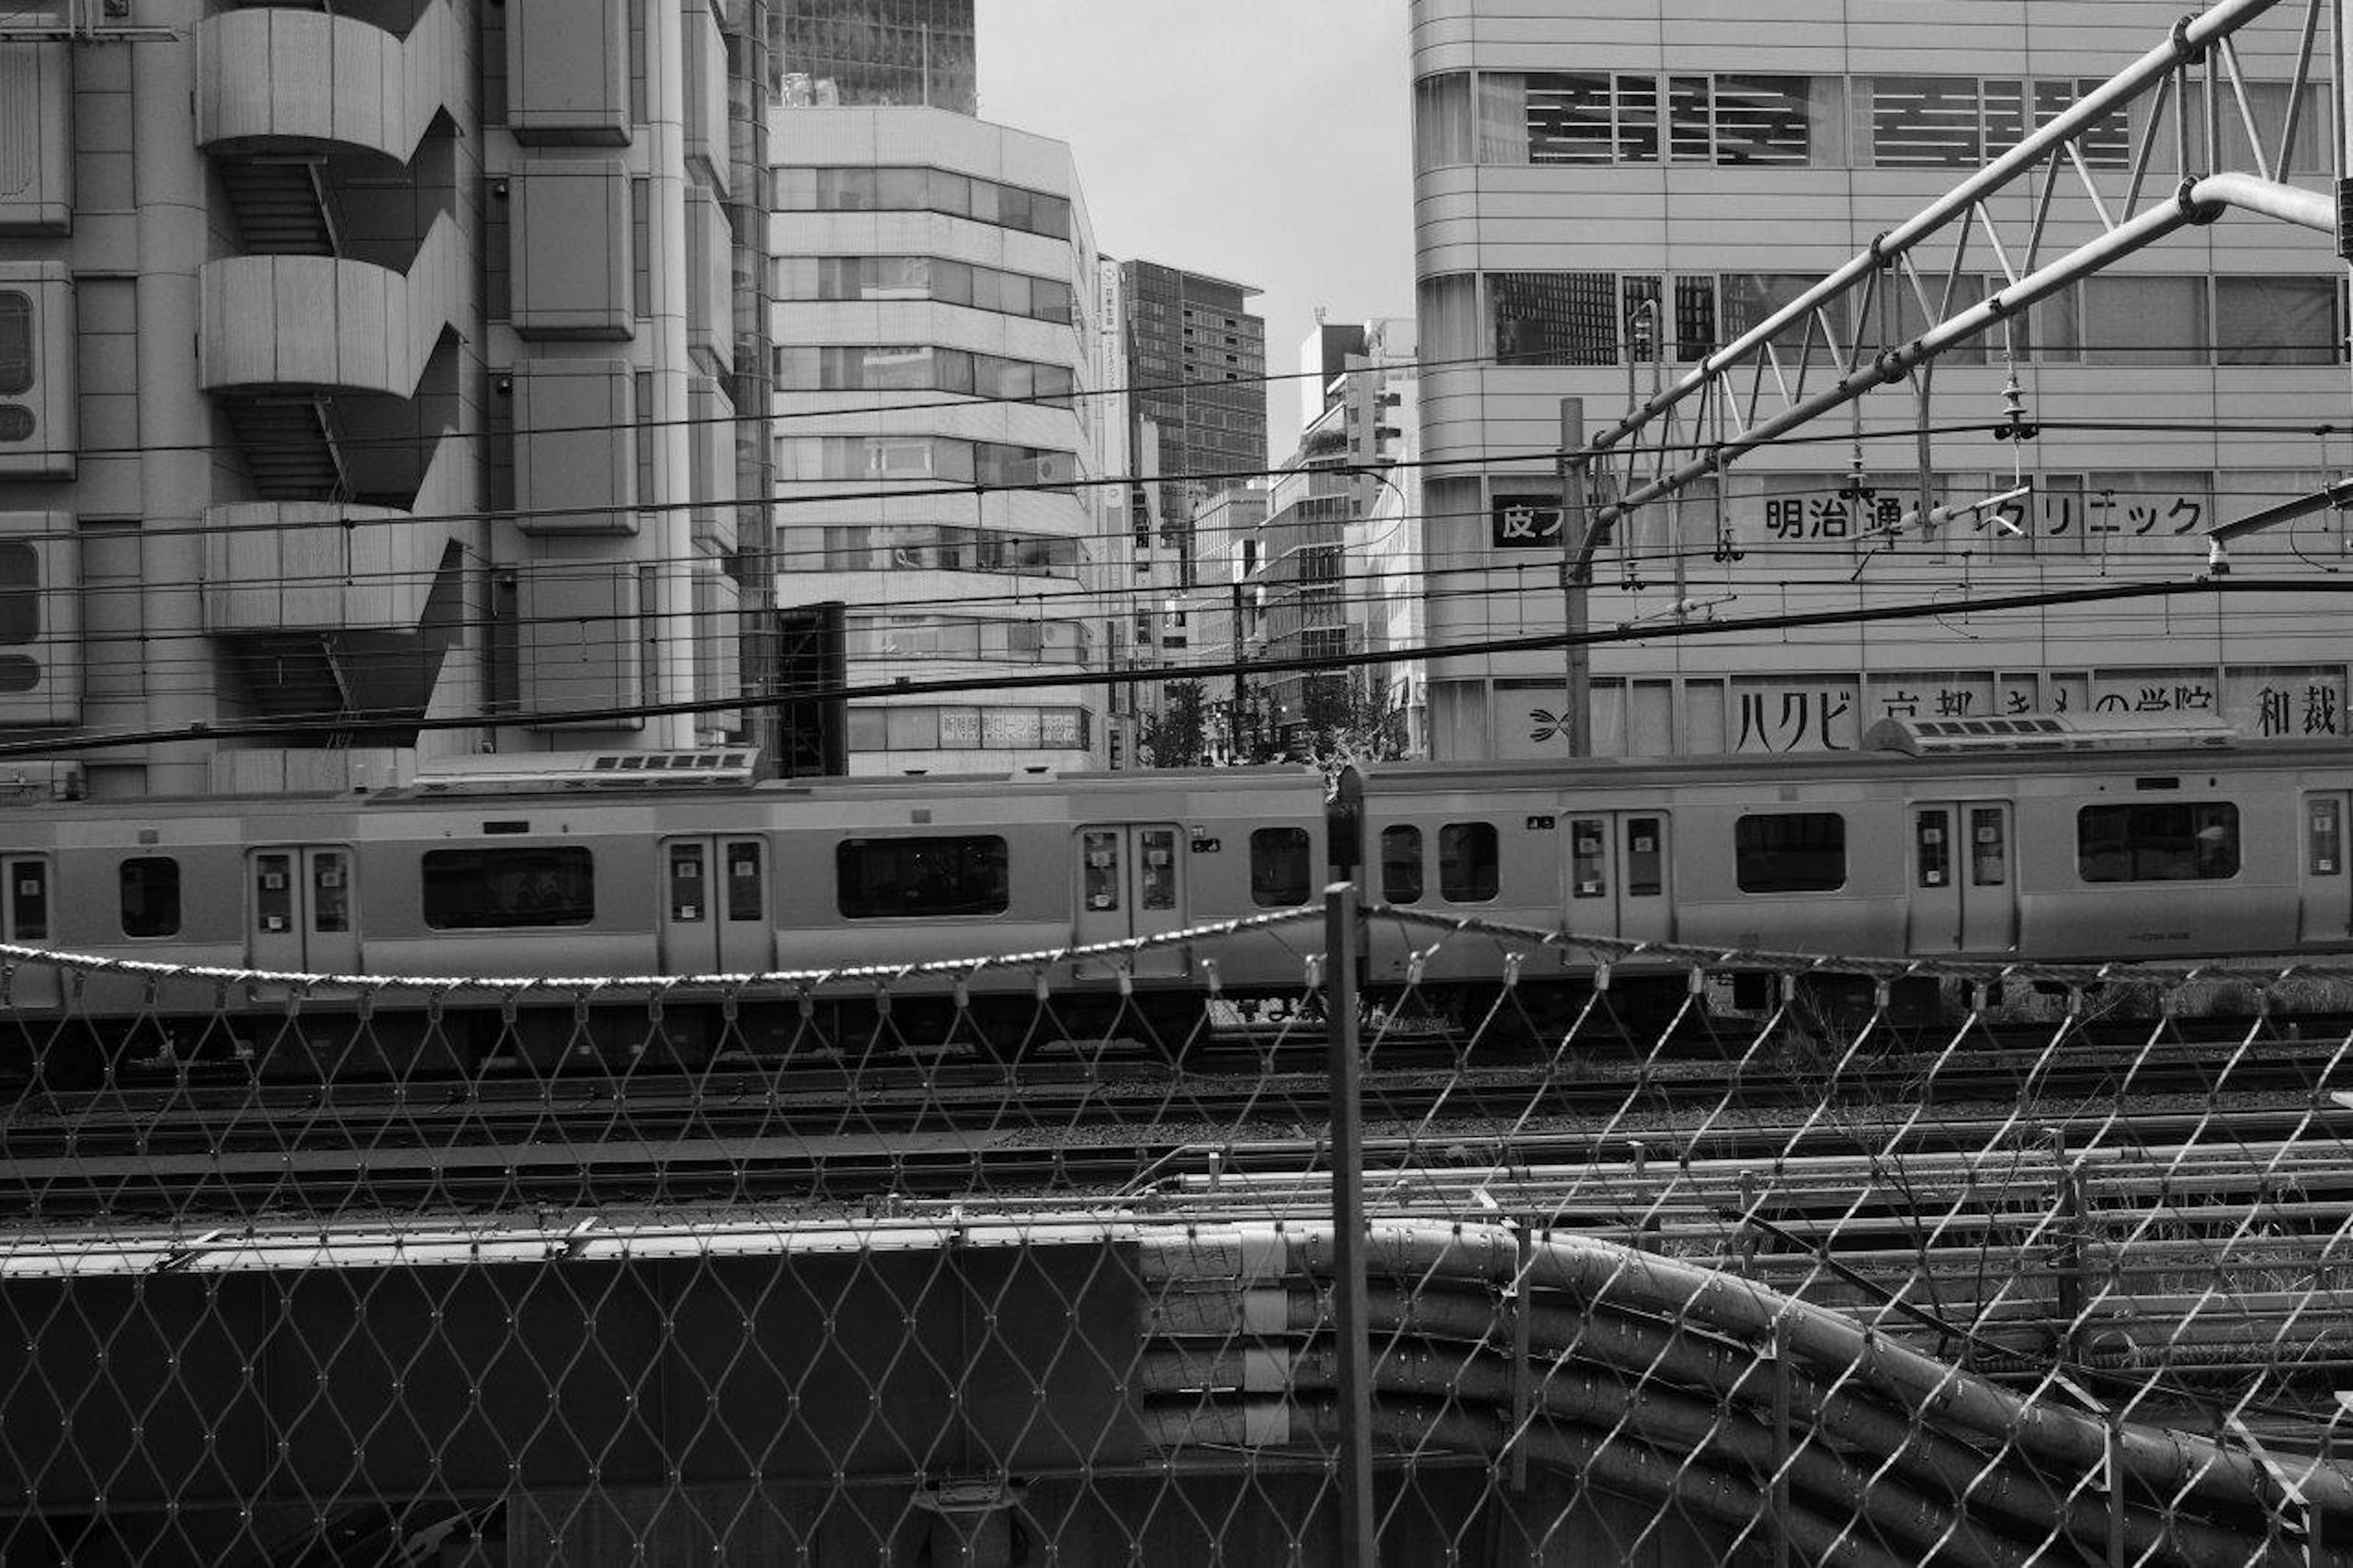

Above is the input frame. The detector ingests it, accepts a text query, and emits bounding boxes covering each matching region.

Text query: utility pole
[1558,398,1592,756]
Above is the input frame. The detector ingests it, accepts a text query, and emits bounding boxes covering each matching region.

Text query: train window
[1735,813,1846,892]
[1915,810,1950,887]
[1082,830,1121,911]
[119,856,181,939]
[1969,809,2007,887]
[1627,817,1664,897]
[422,847,596,929]
[726,839,765,920]
[2076,803,2238,882]
[312,851,350,933]
[1570,818,1607,898]
[7,858,44,941]
[669,844,707,923]
[1381,826,1423,903]
[837,836,1009,918]
[1439,822,1499,903]
[1250,827,1314,908]
[2313,800,2344,877]
[1139,828,1178,912]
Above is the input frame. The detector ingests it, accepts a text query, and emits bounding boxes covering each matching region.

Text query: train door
[1,853,56,1007]
[1906,803,2017,954]
[247,846,361,974]
[1562,812,1674,942]
[2297,792,2352,944]
[1073,824,1187,979]
[657,836,775,974]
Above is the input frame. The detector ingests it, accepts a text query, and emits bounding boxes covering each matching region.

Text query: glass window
[119,856,180,939]
[726,840,765,921]
[1735,813,1846,892]
[1414,71,1475,168]
[1916,809,1952,887]
[873,167,927,208]
[422,847,595,929]
[1439,822,1499,902]
[1570,819,1607,898]
[1970,808,2007,887]
[1715,75,1816,165]
[2313,798,2343,877]
[2083,275,2207,364]
[1871,76,1985,167]
[9,858,45,941]
[1419,274,1478,363]
[1626,817,1664,897]
[1249,827,1314,908]
[1721,273,1848,365]
[838,836,1009,918]
[1524,72,1618,164]
[0,542,37,647]
[0,292,31,396]
[1381,826,1423,903]
[2077,803,2240,882]
[2216,276,2339,365]
[1491,271,1621,365]
[1673,275,1718,362]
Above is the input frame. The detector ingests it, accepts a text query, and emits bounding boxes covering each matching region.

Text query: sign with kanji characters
[1491,493,1565,550]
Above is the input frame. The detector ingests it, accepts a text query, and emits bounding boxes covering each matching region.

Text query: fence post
[1325,879,1377,1567]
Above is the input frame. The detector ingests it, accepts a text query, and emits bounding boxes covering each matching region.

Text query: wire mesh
[8,906,2353,1564]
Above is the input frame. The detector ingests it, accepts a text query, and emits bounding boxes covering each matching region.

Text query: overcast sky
[974,1,1416,457]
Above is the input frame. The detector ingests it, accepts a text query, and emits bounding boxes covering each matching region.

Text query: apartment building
[1409,0,2350,760]
[767,106,1104,773]
[0,0,767,798]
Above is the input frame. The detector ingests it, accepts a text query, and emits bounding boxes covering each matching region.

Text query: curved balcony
[199,214,461,398]
[196,0,457,162]
[202,441,463,636]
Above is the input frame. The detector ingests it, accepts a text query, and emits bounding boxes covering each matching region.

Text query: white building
[1411,0,2351,760]
[768,107,1104,773]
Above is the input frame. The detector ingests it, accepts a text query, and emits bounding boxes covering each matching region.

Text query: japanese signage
[1491,493,1565,550]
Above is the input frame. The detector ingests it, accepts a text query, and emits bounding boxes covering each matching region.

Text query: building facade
[767,105,1104,774]
[0,0,763,800]
[772,0,974,113]
[1410,0,2352,761]
[1118,260,1267,589]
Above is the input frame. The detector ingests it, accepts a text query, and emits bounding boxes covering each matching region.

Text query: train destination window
[1250,828,1313,908]
[119,856,180,939]
[1735,812,1846,892]
[837,836,1009,918]
[1381,826,1423,903]
[1440,822,1500,903]
[2077,803,2239,882]
[422,847,596,929]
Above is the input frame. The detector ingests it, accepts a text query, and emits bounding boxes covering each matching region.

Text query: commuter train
[1,711,2347,1075]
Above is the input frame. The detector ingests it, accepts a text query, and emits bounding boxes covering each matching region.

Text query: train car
[2,714,2350,1078]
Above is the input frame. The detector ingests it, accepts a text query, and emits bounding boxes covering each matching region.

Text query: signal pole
[1558,398,1592,756]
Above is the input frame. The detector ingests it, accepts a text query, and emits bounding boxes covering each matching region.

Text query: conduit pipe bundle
[1137,1224,2351,1566]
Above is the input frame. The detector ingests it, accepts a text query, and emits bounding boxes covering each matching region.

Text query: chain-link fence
[9,898,2353,1564]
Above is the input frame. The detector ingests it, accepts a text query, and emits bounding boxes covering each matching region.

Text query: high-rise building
[0,0,765,799]
[767,106,1104,774]
[773,0,975,114]
[1409,0,2349,762]
[1118,261,1267,588]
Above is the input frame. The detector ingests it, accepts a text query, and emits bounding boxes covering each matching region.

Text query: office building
[1410,0,2349,760]
[0,0,767,798]
[767,105,1104,773]
[1118,260,1267,588]
[773,0,974,113]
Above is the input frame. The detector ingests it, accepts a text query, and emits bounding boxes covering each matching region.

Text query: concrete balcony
[197,0,457,162]
[199,213,461,398]
[201,441,461,635]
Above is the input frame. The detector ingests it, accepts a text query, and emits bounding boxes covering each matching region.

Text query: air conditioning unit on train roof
[1862,713,2237,757]
[406,749,762,795]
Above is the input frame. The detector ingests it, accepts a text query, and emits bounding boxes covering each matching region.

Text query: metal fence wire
[10,896,2353,1564]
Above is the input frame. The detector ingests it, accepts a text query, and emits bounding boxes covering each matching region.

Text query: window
[1491,272,1621,365]
[2313,798,2343,877]
[0,292,29,396]
[2077,803,2240,882]
[2083,276,2207,364]
[1381,826,1423,903]
[1711,75,1822,165]
[1735,813,1846,892]
[1439,822,1499,902]
[1870,76,1989,167]
[2215,276,2340,365]
[1250,827,1314,907]
[119,857,180,939]
[837,836,1009,918]
[422,847,596,929]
